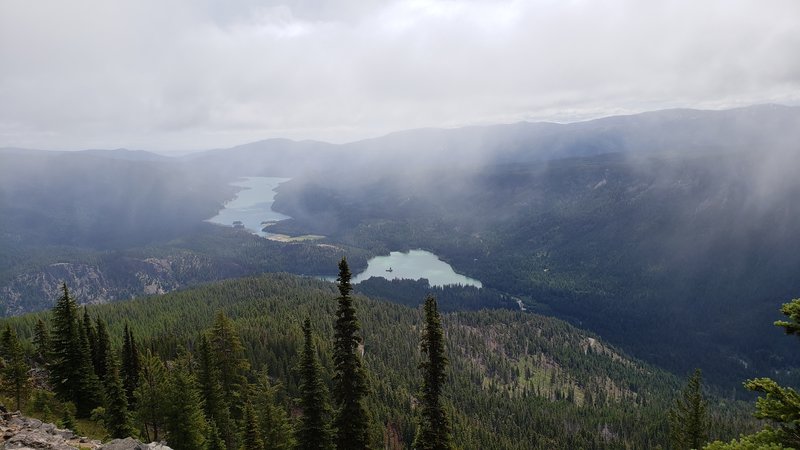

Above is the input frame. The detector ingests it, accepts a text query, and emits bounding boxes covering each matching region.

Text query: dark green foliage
[4,274,758,448]
[164,353,207,450]
[332,258,371,449]
[60,402,78,432]
[668,369,708,450]
[121,323,140,407]
[273,150,800,390]
[775,299,800,338]
[134,349,169,443]
[252,371,294,450]
[1,324,30,411]
[735,298,800,449]
[103,354,135,439]
[703,429,788,449]
[744,378,800,448]
[83,308,98,376]
[413,296,452,450]
[355,278,516,312]
[295,318,333,450]
[210,310,249,419]
[704,298,800,449]
[33,318,50,364]
[207,421,227,450]
[197,333,235,450]
[48,283,101,417]
[242,401,265,450]
[93,317,111,382]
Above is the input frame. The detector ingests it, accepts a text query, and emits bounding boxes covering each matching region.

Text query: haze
[1,0,799,153]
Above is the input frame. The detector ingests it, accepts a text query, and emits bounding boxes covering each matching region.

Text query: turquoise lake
[209,178,483,288]
[350,249,482,288]
[207,177,290,237]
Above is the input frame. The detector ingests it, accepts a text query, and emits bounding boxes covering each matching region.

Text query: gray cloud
[1,0,798,152]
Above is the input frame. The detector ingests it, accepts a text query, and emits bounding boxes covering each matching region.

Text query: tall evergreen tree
[164,352,207,450]
[197,333,235,450]
[207,421,227,450]
[82,308,97,371]
[242,401,265,450]
[253,370,294,450]
[740,298,800,449]
[413,295,453,450]
[48,283,101,416]
[104,354,135,439]
[32,318,50,365]
[332,257,371,449]
[93,317,111,382]
[295,319,333,450]
[210,311,249,418]
[134,349,169,443]
[668,368,708,450]
[1,325,31,411]
[121,323,141,407]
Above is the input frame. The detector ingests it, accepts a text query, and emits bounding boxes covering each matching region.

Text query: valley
[2,105,800,448]
[4,2,798,447]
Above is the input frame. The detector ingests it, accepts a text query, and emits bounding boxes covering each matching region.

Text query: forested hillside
[3,105,800,393]
[1,273,757,449]
[271,149,800,388]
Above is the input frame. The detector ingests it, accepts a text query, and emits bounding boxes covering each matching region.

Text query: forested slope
[5,274,755,449]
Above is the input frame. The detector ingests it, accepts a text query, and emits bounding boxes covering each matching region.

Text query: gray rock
[142,444,172,450]
[2,429,78,449]
[27,419,42,429]
[7,418,23,427]
[99,437,144,450]
[52,429,73,440]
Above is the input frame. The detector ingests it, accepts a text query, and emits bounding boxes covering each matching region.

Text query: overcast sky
[1,0,799,153]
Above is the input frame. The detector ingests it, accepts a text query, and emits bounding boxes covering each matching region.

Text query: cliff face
[0,253,224,316]
[0,410,170,450]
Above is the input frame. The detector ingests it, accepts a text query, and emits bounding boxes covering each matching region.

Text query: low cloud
[1,0,798,152]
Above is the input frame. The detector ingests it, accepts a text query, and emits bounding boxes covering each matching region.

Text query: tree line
[0,269,766,448]
[0,258,452,450]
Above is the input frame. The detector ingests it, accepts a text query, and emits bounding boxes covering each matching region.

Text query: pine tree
[332,257,371,449]
[253,370,294,450]
[93,317,111,383]
[60,402,78,432]
[413,295,453,450]
[134,349,169,443]
[197,333,235,450]
[242,401,265,450]
[121,323,141,407]
[668,368,708,450]
[295,319,333,450]
[741,298,800,449]
[210,311,249,418]
[33,318,50,365]
[82,308,97,372]
[48,283,101,416]
[207,421,227,450]
[164,352,207,450]
[1,325,31,411]
[103,353,135,439]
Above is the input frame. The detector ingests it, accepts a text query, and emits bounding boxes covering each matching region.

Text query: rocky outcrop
[0,410,170,450]
[0,254,211,315]
[99,438,171,450]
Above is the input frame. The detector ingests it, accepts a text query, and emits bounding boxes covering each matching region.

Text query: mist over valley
[2,1,800,447]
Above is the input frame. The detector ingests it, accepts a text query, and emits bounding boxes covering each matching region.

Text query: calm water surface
[351,249,482,288]
[207,177,290,237]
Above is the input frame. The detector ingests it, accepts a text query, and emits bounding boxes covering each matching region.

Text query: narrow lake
[351,249,483,288]
[207,177,290,237]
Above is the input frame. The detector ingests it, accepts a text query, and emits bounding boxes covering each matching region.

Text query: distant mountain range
[3,104,800,389]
